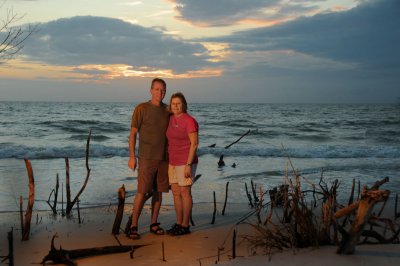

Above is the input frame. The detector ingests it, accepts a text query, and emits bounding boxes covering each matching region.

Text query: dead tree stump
[336,178,390,254]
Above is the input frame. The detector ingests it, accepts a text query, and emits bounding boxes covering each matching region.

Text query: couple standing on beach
[127,78,199,239]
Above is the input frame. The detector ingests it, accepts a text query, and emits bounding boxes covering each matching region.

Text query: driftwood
[47,173,60,214]
[20,159,35,241]
[0,228,14,266]
[222,182,229,216]
[218,155,225,167]
[239,170,399,258]
[211,191,217,224]
[224,129,250,149]
[112,184,126,235]
[41,234,147,266]
[245,183,254,208]
[65,130,92,215]
[336,177,391,254]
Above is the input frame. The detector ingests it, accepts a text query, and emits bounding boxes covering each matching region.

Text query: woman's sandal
[171,225,190,236]
[127,226,141,240]
[166,223,180,235]
[150,222,165,235]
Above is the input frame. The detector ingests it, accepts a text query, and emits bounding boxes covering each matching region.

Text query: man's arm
[128,126,138,170]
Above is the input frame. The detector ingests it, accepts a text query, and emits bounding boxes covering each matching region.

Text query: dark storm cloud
[19,16,215,72]
[209,0,400,72]
[169,0,317,27]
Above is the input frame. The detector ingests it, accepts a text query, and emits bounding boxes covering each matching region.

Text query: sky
[0,0,399,103]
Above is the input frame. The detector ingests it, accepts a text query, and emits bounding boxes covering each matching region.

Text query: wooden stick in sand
[46,173,59,214]
[211,191,217,224]
[112,184,126,235]
[66,130,92,216]
[21,159,35,241]
[222,182,229,215]
[0,228,14,266]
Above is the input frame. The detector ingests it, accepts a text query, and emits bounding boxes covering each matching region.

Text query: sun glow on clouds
[0,59,221,82]
[76,64,222,79]
[201,42,231,63]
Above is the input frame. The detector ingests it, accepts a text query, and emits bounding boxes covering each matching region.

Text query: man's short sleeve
[131,104,143,129]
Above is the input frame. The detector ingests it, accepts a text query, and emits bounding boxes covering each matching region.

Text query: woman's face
[170,97,183,116]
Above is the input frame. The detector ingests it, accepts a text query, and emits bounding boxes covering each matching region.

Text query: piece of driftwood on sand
[238,171,399,257]
[41,234,147,266]
[112,184,126,235]
[335,177,394,254]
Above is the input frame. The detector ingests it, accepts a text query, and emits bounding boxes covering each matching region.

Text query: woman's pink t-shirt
[166,113,199,166]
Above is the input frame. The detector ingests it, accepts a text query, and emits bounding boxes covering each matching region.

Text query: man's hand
[128,156,137,171]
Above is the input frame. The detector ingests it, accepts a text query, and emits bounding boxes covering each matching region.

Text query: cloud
[209,0,400,72]
[168,0,320,27]
[18,16,219,74]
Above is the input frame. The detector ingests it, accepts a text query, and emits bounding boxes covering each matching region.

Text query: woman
[166,92,199,236]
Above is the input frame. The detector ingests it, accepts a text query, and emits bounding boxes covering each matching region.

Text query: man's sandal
[150,222,165,235]
[127,226,141,240]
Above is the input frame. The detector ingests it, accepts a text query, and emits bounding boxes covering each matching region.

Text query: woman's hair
[170,92,188,113]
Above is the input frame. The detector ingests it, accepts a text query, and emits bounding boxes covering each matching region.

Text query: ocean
[1,101,399,212]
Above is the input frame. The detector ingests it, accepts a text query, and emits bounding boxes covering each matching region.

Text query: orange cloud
[0,59,222,82]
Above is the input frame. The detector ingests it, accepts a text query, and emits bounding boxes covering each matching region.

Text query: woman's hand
[184,165,191,178]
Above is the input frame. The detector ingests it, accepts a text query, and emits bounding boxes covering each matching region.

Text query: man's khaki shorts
[137,158,169,193]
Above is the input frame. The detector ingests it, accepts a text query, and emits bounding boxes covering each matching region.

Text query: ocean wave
[1,143,399,159]
[200,145,400,159]
[0,144,127,159]
[38,120,127,133]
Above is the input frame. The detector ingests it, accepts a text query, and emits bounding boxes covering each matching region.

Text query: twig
[225,130,250,149]
[66,130,92,215]
[162,241,166,262]
[245,183,254,208]
[222,182,229,216]
[211,191,216,224]
[232,229,236,259]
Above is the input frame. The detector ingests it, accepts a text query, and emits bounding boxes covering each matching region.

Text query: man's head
[150,78,167,104]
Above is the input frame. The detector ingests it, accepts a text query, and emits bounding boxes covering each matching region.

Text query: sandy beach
[1,196,399,266]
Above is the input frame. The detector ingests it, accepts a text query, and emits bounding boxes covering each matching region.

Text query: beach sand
[1,199,399,266]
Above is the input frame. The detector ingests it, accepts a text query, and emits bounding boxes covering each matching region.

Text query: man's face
[150,81,166,102]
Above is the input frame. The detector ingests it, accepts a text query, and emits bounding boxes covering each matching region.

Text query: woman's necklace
[173,115,179,128]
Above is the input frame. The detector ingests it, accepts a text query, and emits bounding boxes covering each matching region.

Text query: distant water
[1,102,399,212]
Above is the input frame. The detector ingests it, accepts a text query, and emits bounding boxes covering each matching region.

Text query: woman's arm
[185,131,198,178]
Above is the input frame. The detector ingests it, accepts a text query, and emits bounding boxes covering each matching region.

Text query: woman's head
[169,92,188,115]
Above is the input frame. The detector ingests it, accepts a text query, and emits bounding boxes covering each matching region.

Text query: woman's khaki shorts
[168,164,197,187]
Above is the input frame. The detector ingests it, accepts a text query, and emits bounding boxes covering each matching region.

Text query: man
[127,78,170,239]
